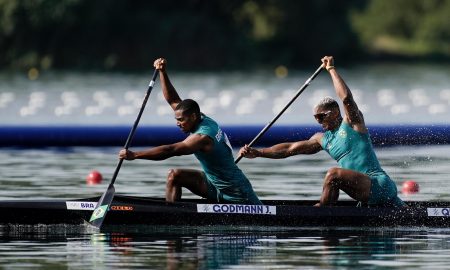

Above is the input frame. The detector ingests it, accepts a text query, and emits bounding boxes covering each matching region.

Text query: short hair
[175,99,201,117]
[314,96,339,111]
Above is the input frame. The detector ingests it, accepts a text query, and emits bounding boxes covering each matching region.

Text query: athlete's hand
[153,58,167,72]
[119,149,136,160]
[321,56,334,70]
[238,145,260,159]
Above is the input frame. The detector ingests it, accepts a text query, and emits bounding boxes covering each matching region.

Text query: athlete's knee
[167,169,183,186]
[324,167,342,186]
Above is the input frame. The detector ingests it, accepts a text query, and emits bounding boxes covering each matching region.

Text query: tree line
[0,0,448,71]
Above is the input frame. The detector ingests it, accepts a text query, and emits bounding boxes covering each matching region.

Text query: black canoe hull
[0,195,449,227]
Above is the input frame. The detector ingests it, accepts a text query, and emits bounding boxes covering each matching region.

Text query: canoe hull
[1,195,449,228]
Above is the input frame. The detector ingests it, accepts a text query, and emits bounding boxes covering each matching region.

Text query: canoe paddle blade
[89,184,115,227]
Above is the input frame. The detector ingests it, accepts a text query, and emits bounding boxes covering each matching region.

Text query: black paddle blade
[88,184,115,228]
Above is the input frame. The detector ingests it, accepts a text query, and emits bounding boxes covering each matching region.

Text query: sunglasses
[314,111,332,122]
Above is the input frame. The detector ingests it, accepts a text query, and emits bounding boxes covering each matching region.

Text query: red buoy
[402,180,419,194]
[86,170,103,185]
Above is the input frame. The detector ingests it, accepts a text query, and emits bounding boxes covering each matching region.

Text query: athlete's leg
[166,168,209,202]
[317,167,372,206]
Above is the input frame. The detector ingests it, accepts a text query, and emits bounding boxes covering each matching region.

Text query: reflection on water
[1,225,450,269]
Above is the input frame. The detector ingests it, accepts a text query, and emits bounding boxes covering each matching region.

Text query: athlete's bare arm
[239,133,323,159]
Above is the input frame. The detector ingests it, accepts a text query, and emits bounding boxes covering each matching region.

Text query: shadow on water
[1,225,450,269]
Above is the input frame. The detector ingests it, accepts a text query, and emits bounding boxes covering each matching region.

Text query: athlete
[119,58,261,205]
[239,56,405,207]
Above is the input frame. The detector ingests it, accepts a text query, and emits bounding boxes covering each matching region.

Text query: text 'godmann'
[197,204,276,215]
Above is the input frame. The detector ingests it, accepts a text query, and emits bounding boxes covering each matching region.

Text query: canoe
[0,195,449,227]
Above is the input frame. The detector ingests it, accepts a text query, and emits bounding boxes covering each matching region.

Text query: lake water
[1,146,450,269]
[1,226,450,269]
[1,64,450,269]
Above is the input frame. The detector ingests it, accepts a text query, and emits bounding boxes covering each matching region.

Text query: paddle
[88,69,159,228]
[235,65,324,164]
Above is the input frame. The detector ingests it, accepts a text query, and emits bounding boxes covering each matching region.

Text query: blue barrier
[1,125,449,147]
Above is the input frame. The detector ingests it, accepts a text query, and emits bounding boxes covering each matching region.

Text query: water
[1,146,450,269]
[1,146,449,201]
[1,64,450,269]
[1,226,449,269]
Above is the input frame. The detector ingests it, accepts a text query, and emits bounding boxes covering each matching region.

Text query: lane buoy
[86,170,103,185]
[402,180,419,194]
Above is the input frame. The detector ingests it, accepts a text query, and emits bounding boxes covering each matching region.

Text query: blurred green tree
[0,0,447,71]
[351,0,450,57]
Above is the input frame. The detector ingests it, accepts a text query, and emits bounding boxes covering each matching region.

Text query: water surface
[1,145,450,269]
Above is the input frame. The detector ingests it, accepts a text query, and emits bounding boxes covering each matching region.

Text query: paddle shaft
[235,65,324,164]
[110,70,158,185]
[89,69,158,228]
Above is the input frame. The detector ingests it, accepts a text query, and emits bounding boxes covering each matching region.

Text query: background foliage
[0,0,448,71]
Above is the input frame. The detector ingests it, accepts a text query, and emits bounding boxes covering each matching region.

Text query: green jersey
[321,121,404,206]
[321,121,384,176]
[192,114,261,205]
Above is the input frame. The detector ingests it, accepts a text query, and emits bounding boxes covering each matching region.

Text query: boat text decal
[66,201,97,210]
[66,202,134,212]
[110,205,134,211]
[427,208,450,217]
[197,204,276,215]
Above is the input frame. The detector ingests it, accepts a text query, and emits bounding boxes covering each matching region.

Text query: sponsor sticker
[110,205,134,211]
[197,204,276,215]
[427,208,450,217]
[66,201,97,210]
